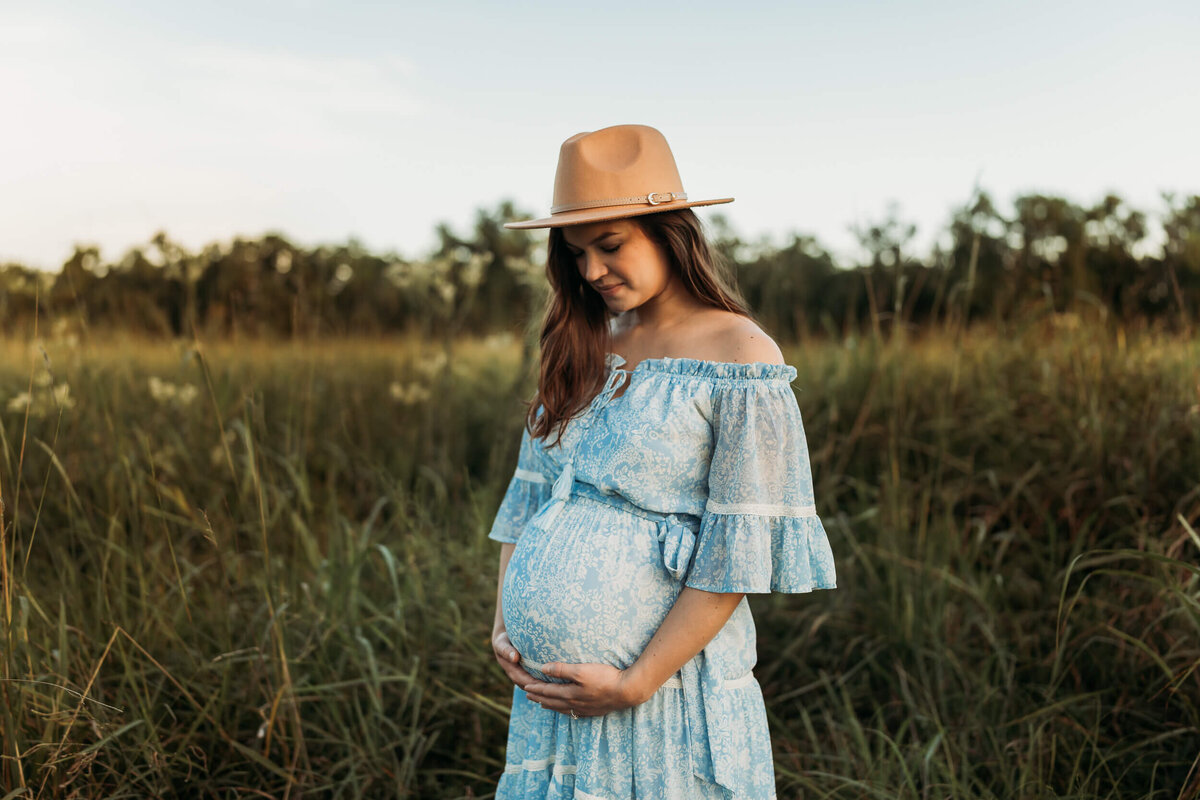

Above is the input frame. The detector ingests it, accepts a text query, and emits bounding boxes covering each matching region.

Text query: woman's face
[561,218,673,312]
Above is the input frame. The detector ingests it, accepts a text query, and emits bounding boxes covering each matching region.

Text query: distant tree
[1081,194,1148,321]
[1157,193,1200,330]
[849,201,920,338]
[735,233,838,341]
[1010,194,1086,315]
[0,190,1194,340]
[939,189,1011,327]
[431,200,538,335]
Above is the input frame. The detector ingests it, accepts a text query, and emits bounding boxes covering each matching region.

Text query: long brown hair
[525,208,755,447]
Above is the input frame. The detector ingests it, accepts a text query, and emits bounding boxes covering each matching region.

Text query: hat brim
[503,197,734,230]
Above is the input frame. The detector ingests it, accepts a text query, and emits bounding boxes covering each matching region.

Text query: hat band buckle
[551,190,688,215]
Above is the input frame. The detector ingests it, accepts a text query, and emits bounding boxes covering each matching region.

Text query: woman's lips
[597,284,622,295]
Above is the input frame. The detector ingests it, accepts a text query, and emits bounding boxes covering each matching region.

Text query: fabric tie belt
[533,479,701,581]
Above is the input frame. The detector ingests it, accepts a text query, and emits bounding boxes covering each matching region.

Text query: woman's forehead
[562,219,638,247]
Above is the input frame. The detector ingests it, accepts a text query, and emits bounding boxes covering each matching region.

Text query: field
[1,324,1199,798]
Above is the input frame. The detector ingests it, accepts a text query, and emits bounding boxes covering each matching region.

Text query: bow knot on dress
[656,514,699,580]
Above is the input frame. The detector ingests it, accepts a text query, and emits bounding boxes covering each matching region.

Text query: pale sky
[2,0,1197,271]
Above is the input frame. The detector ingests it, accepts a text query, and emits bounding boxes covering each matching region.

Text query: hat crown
[502,123,731,229]
[552,124,685,211]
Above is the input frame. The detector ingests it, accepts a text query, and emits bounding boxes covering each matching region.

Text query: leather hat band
[551,191,688,214]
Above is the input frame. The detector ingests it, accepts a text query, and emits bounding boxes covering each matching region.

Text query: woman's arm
[521,587,744,716]
[491,542,537,689]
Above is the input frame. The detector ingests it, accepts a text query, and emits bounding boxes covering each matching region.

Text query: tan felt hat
[504,124,734,230]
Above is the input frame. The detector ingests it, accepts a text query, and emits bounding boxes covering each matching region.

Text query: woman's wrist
[618,588,745,708]
[618,663,657,707]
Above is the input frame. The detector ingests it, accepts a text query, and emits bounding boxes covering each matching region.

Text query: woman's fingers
[491,631,520,663]
[524,690,582,714]
[543,661,581,682]
[492,634,536,688]
[499,659,525,685]
[523,680,581,702]
[500,659,536,689]
[525,691,598,718]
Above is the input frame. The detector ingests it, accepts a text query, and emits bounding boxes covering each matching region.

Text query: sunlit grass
[1,324,1198,798]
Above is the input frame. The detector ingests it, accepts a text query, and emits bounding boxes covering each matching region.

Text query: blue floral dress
[488,353,837,800]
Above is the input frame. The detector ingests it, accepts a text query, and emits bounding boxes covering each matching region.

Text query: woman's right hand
[492,628,536,690]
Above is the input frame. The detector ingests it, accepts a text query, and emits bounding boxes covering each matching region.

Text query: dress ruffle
[488,464,552,544]
[497,665,778,800]
[685,510,837,594]
[608,352,798,383]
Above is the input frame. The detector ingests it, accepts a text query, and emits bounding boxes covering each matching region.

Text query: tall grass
[0,324,1197,798]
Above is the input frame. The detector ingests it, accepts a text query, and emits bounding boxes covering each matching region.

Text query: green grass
[1,324,1198,798]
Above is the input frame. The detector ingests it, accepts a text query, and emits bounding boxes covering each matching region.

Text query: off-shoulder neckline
[607,352,797,382]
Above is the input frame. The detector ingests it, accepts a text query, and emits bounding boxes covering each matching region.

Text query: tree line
[1,189,1196,342]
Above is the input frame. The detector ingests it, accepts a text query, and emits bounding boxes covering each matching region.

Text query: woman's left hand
[521,662,648,718]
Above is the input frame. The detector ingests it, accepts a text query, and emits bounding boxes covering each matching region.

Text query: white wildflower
[416,350,448,379]
[149,376,176,403]
[388,381,431,405]
[149,376,198,406]
[6,392,32,413]
[483,332,515,350]
[51,383,74,410]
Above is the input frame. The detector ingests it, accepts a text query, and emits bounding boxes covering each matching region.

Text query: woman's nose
[581,251,605,281]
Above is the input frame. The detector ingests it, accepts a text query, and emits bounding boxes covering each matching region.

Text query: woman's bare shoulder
[610,309,784,365]
[700,311,785,365]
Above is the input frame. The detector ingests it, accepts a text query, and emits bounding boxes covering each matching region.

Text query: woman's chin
[603,293,637,310]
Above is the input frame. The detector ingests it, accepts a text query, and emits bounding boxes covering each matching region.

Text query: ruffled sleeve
[487,424,552,544]
[686,376,837,594]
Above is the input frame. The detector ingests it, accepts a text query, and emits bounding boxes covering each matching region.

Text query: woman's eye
[600,245,621,254]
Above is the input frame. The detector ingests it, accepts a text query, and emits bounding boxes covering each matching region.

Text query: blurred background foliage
[2,187,1199,797]
[1,189,1197,342]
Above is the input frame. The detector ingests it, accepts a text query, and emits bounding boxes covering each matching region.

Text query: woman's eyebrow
[566,231,620,250]
[589,231,619,245]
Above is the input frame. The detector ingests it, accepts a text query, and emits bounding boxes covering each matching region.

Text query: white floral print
[489,353,837,799]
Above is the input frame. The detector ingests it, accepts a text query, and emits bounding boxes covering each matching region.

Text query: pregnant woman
[488,124,837,799]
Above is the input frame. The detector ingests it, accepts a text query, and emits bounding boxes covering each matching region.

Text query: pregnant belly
[502,495,681,674]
